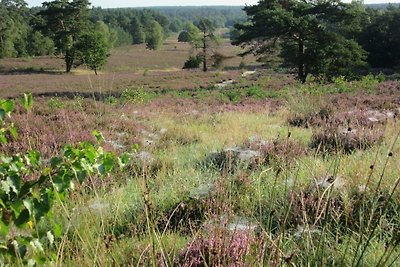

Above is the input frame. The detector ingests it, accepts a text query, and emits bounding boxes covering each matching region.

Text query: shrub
[176,220,254,266]
[47,97,65,109]
[206,137,307,172]
[121,87,153,103]
[310,126,384,154]
[183,56,203,69]
[288,107,331,128]
[247,86,266,99]
[178,31,191,42]
[221,90,243,103]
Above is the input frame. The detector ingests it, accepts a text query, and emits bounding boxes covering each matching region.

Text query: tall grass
[2,75,399,266]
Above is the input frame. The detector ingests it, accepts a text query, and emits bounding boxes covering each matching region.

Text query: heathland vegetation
[0,0,400,266]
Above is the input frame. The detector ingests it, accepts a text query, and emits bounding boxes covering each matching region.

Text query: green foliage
[27,31,54,56]
[359,5,400,68]
[21,92,33,111]
[38,0,90,72]
[184,22,201,47]
[177,31,191,42]
[247,86,266,99]
[0,96,128,265]
[47,97,65,109]
[196,18,218,72]
[130,17,145,44]
[110,26,132,47]
[121,87,154,103]
[183,55,202,69]
[76,30,110,75]
[104,96,117,105]
[0,0,29,58]
[94,21,116,49]
[234,0,368,82]
[220,89,243,103]
[145,20,164,50]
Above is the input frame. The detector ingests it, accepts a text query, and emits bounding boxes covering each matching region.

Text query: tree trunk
[202,31,207,72]
[65,48,74,73]
[298,39,306,83]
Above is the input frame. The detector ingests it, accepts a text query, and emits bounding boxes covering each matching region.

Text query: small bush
[47,97,65,109]
[206,137,307,172]
[288,107,331,128]
[310,126,384,154]
[176,220,254,266]
[104,95,117,105]
[247,86,266,99]
[183,56,202,69]
[121,87,153,103]
[221,90,243,103]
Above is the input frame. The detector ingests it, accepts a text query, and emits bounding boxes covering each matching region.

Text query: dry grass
[0,37,259,98]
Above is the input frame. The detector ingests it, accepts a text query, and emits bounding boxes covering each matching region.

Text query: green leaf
[2,175,21,195]
[23,199,34,215]
[9,125,18,140]
[53,223,62,238]
[25,151,40,167]
[101,154,115,173]
[0,219,10,237]
[92,130,104,143]
[15,209,30,227]
[21,93,33,111]
[50,157,63,168]
[0,99,15,114]
[119,153,131,166]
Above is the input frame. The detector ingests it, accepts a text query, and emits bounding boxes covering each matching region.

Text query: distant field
[0,37,259,98]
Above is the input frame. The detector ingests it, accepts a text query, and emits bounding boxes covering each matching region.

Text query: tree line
[0,1,246,73]
[1,0,399,79]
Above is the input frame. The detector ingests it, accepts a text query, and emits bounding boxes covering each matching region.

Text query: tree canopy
[359,5,400,68]
[38,0,90,72]
[145,20,164,50]
[234,0,368,82]
[197,18,218,72]
[76,30,110,75]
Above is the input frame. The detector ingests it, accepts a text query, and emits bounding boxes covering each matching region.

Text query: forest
[1,1,400,77]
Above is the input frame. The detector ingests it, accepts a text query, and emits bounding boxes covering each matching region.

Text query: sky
[25,0,399,8]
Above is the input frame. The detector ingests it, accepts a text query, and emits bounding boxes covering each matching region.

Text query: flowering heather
[176,222,254,267]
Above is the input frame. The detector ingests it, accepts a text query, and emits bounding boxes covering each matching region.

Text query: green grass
[44,91,400,265]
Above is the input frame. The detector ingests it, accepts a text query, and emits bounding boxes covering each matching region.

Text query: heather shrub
[288,106,332,128]
[205,137,307,173]
[176,220,255,266]
[310,126,384,154]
